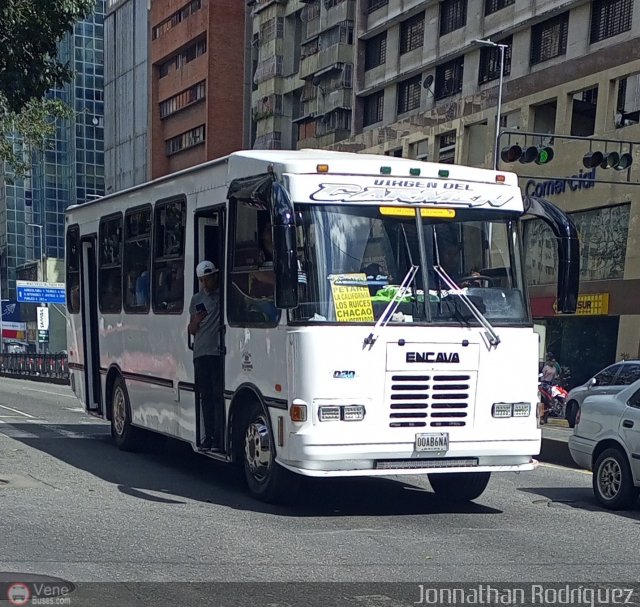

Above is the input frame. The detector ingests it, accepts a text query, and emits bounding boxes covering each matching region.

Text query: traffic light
[582,150,632,170]
[500,144,554,165]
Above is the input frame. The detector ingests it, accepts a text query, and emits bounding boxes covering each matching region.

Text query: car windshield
[289,204,529,326]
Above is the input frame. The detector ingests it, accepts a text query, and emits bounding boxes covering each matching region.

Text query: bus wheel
[243,403,299,504]
[110,376,140,451]
[428,472,491,502]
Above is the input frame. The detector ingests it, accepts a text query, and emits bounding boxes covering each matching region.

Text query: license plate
[415,432,449,452]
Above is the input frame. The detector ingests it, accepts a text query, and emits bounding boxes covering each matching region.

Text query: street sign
[16,281,65,304]
[38,329,48,343]
[37,306,49,331]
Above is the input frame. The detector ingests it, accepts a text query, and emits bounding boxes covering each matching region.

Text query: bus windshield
[290,204,529,326]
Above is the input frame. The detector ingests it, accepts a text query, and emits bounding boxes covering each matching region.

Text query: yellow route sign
[554,293,609,316]
[330,273,375,322]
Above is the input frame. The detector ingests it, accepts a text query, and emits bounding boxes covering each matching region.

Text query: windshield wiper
[433,265,501,348]
[363,265,419,350]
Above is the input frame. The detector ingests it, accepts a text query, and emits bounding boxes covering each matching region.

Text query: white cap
[196,260,218,277]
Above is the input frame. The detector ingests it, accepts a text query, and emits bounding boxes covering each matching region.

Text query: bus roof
[67,149,520,213]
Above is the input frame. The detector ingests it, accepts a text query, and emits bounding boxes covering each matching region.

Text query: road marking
[539,462,591,475]
[0,404,35,418]
[20,386,76,399]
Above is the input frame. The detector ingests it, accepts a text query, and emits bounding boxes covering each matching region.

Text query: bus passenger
[188,261,223,451]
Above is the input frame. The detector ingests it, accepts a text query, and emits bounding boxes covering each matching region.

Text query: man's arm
[188,311,206,336]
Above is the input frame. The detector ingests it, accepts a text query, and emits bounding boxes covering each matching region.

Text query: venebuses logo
[1,574,76,605]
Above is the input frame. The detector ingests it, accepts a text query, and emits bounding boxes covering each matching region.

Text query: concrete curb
[0,372,69,386]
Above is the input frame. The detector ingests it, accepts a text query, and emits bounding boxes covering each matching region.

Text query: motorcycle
[538,378,569,424]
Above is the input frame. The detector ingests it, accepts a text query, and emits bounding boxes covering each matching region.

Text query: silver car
[565,360,640,427]
[568,378,640,510]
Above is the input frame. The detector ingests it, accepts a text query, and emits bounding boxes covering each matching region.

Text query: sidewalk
[539,421,579,469]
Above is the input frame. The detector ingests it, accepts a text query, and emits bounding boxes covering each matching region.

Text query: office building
[104,0,150,193]
[246,0,640,383]
[149,0,246,179]
[0,0,106,301]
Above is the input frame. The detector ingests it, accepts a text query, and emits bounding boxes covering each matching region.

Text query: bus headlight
[492,402,531,418]
[318,405,366,422]
[318,406,341,422]
[492,403,513,418]
[512,402,531,417]
[342,405,366,421]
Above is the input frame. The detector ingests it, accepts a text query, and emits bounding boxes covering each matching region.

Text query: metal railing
[0,353,69,382]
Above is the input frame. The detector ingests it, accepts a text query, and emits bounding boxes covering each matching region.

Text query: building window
[157,38,207,79]
[440,0,467,35]
[616,74,640,128]
[98,214,123,314]
[435,57,464,99]
[152,199,186,314]
[411,139,429,161]
[316,109,351,136]
[524,203,630,285]
[530,12,569,65]
[363,91,384,126]
[438,131,456,164]
[478,36,512,84]
[367,0,388,12]
[152,0,202,40]
[397,75,422,115]
[590,0,633,43]
[123,206,151,313]
[484,0,514,15]
[365,32,387,70]
[318,20,354,48]
[260,16,284,42]
[165,125,205,156]
[400,13,424,54]
[159,81,206,118]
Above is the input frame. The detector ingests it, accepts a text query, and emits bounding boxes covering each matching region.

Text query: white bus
[65,150,579,503]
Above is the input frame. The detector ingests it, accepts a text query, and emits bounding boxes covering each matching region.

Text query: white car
[564,360,640,427]
[568,378,640,510]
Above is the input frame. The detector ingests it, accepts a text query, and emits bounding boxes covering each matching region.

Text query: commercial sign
[523,167,596,198]
[531,293,610,317]
[2,321,27,340]
[558,293,609,316]
[16,281,66,304]
[37,306,49,331]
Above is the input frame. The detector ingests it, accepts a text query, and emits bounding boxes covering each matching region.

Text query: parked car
[564,360,640,428]
[568,378,640,510]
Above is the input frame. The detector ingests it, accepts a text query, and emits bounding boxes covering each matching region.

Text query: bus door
[80,237,102,413]
[193,207,226,446]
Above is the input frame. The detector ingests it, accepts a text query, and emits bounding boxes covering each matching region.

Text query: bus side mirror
[273,223,298,309]
[270,182,299,310]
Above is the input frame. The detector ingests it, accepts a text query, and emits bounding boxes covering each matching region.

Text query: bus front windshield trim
[289,204,529,326]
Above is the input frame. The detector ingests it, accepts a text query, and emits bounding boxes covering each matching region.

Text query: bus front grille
[387,373,475,428]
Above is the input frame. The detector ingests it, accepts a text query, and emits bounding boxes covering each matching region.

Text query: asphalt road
[0,378,639,605]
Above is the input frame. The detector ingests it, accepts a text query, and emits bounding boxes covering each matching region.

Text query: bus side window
[153,199,186,314]
[228,206,280,325]
[98,214,123,314]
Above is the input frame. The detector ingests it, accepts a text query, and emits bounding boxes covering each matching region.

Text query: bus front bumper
[277,438,540,477]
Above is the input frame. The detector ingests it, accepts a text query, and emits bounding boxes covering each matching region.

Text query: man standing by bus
[188,260,223,451]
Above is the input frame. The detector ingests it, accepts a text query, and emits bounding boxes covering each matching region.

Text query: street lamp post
[27,223,44,280]
[473,38,508,170]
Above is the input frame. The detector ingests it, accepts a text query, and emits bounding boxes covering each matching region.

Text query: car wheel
[593,448,639,510]
[243,402,300,504]
[110,376,142,451]
[428,472,491,502]
[566,401,578,428]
